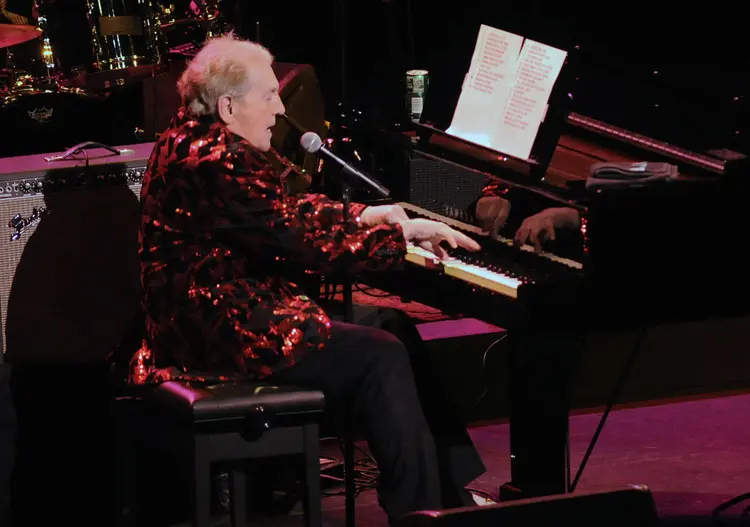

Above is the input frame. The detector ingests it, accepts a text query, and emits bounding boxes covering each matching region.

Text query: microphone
[300,132,390,198]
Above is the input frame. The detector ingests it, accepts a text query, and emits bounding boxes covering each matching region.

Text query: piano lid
[408,110,749,191]
[565,113,749,178]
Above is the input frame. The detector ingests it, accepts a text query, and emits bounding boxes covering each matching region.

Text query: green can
[406,69,429,122]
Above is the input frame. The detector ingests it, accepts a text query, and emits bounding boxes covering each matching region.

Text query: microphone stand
[340,181,354,323]
[341,177,356,527]
[329,155,390,324]
[336,173,355,527]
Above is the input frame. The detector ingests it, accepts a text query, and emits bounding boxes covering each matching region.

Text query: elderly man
[129,35,486,521]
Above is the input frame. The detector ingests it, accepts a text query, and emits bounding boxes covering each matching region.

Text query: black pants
[273,304,485,522]
[0,362,16,526]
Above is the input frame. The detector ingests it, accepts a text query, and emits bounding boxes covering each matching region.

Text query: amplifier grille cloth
[0,182,142,363]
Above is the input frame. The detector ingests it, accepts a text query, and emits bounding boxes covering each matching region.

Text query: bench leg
[116,438,138,527]
[115,402,139,527]
[192,436,212,527]
[302,423,322,527]
[344,410,356,527]
[230,465,248,527]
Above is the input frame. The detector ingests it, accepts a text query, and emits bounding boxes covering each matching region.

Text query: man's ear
[217,94,233,124]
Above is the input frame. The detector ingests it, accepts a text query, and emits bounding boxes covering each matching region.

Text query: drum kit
[0,0,229,157]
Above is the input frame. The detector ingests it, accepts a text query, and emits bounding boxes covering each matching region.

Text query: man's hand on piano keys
[475,196,512,237]
[514,207,580,253]
[401,218,481,259]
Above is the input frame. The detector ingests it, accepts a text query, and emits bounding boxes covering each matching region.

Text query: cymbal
[0,25,42,49]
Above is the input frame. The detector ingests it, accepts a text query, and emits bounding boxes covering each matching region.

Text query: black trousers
[273,304,485,522]
[0,362,16,526]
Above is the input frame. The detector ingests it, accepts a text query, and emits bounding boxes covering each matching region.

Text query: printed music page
[446,25,567,160]
[491,38,567,160]
[446,25,524,147]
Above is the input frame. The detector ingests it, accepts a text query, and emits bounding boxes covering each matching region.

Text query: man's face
[226,62,285,151]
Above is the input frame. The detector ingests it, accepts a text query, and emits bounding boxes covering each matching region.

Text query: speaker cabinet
[0,143,153,364]
[394,486,659,527]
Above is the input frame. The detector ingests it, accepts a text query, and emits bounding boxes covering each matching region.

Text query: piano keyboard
[398,202,583,270]
[406,244,524,298]
[398,202,583,299]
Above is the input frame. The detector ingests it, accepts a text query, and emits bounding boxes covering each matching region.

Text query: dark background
[242,0,749,155]
[4,1,747,154]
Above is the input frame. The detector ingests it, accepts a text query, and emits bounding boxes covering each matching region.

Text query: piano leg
[505,330,583,499]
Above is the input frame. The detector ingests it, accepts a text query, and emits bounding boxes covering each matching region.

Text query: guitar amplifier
[0,143,153,364]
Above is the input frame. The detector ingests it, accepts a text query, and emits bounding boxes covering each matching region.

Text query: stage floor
[155,391,750,526]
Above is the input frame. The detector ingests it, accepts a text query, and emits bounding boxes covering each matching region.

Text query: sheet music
[446,25,567,160]
[446,25,523,148]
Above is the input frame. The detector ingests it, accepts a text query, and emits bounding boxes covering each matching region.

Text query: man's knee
[351,304,410,330]
[356,325,412,372]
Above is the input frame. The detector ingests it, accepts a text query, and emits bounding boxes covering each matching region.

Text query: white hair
[177,34,274,116]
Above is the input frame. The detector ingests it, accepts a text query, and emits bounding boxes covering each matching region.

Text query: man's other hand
[475,196,511,237]
[514,207,580,253]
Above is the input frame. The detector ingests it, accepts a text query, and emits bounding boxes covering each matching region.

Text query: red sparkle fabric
[129,108,407,384]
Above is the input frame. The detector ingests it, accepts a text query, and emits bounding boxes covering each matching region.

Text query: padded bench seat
[116,380,325,527]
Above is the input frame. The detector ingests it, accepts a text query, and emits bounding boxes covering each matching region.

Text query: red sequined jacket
[129,109,407,384]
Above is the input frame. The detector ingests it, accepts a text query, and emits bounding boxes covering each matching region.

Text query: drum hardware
[85,0,165,72]
[1,3,61,86]
[156,0,224,28]
[0,75,106,157]
[0,24,41,49]
[0,24,44,87]
[35,2,57,79]
[155,0,230,58]
[0,0,229,157]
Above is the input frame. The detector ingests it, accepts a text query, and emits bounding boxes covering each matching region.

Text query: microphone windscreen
[300,132,323,153]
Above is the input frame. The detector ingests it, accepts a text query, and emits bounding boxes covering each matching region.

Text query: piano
[323,102,750,499]
[328,104,750,328]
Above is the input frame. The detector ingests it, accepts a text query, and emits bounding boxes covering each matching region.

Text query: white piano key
[443,259,522,298]
[406,244,522,298]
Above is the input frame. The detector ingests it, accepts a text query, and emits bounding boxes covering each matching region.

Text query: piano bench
[115,381,326,527]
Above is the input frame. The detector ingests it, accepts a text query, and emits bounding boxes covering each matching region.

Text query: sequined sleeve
[212,145,407,274]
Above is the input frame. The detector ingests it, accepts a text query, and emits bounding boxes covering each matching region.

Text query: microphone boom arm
[318,147,390,198]
[299,130,390,198]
